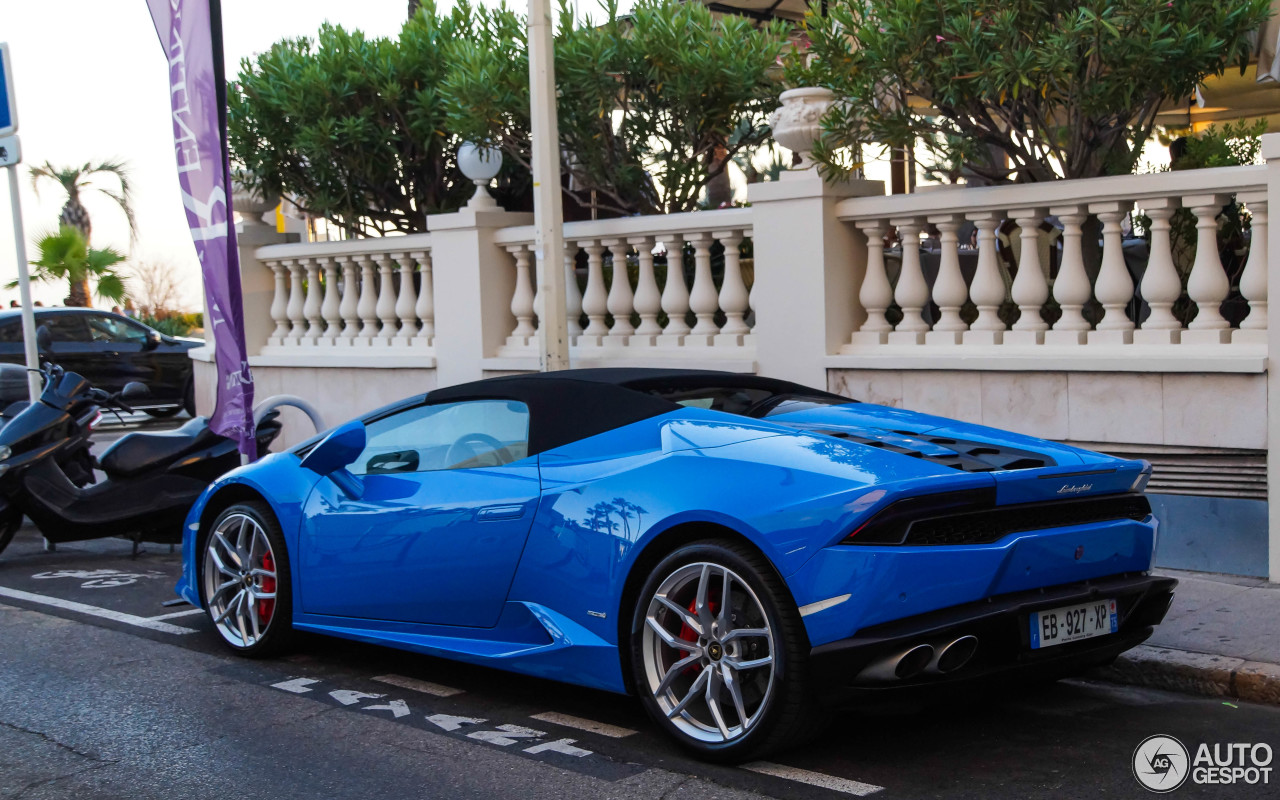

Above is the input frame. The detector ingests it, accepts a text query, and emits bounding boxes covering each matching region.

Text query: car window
[350,399,531,475]
[0,320,19,343]
[38,315,90,344]
[86,314,149,345]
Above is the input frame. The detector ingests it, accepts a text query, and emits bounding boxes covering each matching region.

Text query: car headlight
[0,445,10,462]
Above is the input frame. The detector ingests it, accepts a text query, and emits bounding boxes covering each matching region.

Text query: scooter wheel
[200,501,294,657]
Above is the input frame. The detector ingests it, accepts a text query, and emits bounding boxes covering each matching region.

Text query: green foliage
[451,0,788,215]
[6,226,129,305]
[233,0,788,225]
[228,1,510,235]
[1171,119,1266,171]
[140,313,199,337]
[797,0,1271,183]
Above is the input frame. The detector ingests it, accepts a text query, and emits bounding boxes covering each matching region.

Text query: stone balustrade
[257,235,435,359]
[834,165,1269,363]
[490,208,755,366]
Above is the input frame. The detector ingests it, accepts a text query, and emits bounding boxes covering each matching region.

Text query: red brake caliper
[677,597,716,674]
[258,551,276,624]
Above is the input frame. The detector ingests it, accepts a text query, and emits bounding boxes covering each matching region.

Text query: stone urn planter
[767,87,835,170]
[231,177,274,227]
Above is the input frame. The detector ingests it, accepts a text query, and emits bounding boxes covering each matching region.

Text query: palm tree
[28,160,135,306]
[6,226,128,306]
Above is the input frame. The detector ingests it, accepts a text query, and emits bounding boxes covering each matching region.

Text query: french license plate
[1029,598,1117,649]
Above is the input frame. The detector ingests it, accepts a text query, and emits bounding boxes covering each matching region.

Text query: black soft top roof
[425,368,847,455]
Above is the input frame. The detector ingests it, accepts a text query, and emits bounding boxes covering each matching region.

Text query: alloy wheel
[640,562,777,744]
[202,512,279,649]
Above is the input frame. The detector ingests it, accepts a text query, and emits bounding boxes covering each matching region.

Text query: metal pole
[528,0,569,371]
[6,163,40,401]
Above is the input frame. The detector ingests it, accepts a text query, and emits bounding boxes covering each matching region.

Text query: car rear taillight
[841,488,996,545]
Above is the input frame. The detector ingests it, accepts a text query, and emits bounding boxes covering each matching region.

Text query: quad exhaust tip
[934,635,979,674]
[894,644,935,679]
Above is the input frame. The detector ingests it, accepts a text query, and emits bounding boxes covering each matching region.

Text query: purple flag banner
[146,0,255,458]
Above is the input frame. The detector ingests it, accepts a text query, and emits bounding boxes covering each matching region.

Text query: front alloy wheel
[631,541,815,762]
[201,502,293,656]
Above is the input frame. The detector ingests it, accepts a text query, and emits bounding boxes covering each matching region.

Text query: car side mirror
[35,325,52,352]
[121,381,150,400]
[144,329,161,350]
[299,419,366,498]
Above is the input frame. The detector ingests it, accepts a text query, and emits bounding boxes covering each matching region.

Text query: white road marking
[798,593,852,617]
[372,673,464,697]
[742,762,884,796]
[362,699,410,718]
[148,608,204,621]
[426,714,486,732]
[330,689,384,706]
[272,678,321,694]
[524,738,592,757]
[529,711,636,739]
[467,724,545,746]
[0,586,197,635]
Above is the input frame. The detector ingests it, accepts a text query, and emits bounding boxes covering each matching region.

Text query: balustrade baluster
[925,215,966,345]
[321,256,342,345]
[300,258,323,344]
[337,256,360,343]
[413,251,434,346]
[656,234,690,345]
[267,260,289,346]
[848,221,892,345]
[629,236,661,345]
[374,255,399,342]
[1005,208,1050,345]
[1044,207,1090,345]
[1236,192,1268,344]
[564,245,584,340]
[506,245,537,347]
[685,233,720,345]
[604,239,636,342]
[580,241,609,345]
[356,256,379,343]
[394,253,419,343]
[1134,198,1181,344]
[286,260,306,343]
[1088,201,1136,344]
[887,219,928,344]
[964,213,1005,345]
[1182,194,1232,344]
[714,230,749,346]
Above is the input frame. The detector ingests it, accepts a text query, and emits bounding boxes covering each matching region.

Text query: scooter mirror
[121,382,150,399]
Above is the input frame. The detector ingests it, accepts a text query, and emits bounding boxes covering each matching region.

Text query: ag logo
[1134,735,1190,792]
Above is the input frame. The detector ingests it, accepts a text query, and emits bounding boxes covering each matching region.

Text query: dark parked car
[0,308,201,416]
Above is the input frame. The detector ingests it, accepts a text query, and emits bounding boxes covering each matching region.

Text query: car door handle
[477,504,526,522]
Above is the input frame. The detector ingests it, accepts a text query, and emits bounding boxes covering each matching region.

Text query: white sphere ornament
[768,87,835,170]
[458,142,503,208]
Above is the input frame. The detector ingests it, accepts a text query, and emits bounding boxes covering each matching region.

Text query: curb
[1088,644,1280,706]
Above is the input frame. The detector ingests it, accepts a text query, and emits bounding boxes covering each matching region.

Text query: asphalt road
[0,528,1277,800]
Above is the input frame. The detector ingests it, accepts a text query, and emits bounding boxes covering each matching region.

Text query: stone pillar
[426,206,534,387]
[747,171,883,388]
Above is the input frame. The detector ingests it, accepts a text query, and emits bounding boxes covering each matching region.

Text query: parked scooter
[0,362,283,556]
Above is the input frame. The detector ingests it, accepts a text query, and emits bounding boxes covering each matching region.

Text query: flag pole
[528,0,569,372]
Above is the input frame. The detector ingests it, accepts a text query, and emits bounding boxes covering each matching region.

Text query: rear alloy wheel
[201,502,293,657]
[631,540,815,762]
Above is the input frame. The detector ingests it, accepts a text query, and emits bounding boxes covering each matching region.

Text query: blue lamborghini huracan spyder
[177,369,1175,761]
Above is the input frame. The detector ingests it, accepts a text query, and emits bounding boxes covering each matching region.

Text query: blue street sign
[0,43,16,138]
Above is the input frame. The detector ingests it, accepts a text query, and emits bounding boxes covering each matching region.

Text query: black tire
[182,379,196,417]
[144,406,182,419]
[0,506,23,556]
[200,501,295,657]
[629,539,818,763]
